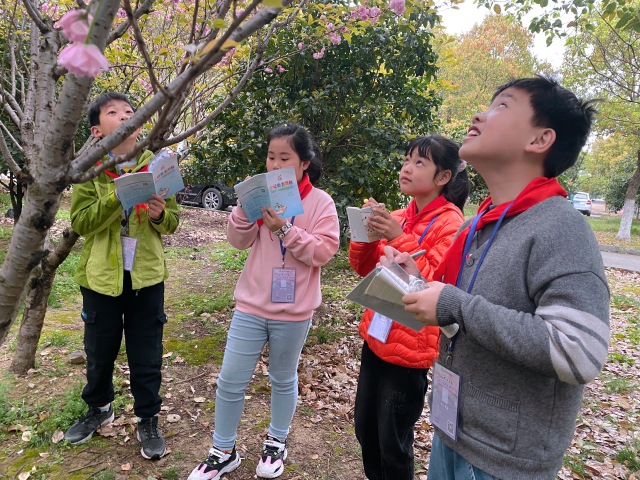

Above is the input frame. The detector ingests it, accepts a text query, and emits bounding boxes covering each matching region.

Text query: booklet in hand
[346,262,425,331]
[346,206,383,243]
[113,150,185,211]
[234,167,304,223]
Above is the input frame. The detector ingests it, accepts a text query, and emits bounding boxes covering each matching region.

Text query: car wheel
[202,188,224,210]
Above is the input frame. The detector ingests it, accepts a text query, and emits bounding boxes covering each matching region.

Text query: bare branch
[106,0,155,45]
[123,0,166,95]
[0,127,26,181]
[21,0,48,33]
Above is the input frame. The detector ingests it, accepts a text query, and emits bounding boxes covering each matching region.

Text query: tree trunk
[616,149,640,241]
[10,228,79,374]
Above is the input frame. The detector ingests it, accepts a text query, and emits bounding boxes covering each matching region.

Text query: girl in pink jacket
[188,124,340,480]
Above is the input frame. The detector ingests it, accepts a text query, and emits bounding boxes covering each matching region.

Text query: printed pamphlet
[234,167,303,223]
[346,206,383,243]
[113,150,184,211]
[346,262,425,331]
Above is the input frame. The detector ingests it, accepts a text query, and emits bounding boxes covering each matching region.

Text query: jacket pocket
[460,381,520,454]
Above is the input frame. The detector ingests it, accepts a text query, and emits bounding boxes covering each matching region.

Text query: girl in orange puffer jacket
[349,135,468,480]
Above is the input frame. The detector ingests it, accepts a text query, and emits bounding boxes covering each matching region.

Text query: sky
[438,1,565,68]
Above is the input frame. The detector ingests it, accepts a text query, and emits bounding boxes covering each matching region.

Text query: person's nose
[472,111,485,124]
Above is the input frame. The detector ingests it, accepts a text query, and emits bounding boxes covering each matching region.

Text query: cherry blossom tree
[0,0,299,355]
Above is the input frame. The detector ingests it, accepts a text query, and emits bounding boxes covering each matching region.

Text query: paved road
[601,250,640,273]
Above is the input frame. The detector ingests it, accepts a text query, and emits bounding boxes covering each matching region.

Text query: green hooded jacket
[70,150,179,296]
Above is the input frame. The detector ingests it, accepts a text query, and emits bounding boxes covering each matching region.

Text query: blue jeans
[428,433,498,480]
[213,310,311,449]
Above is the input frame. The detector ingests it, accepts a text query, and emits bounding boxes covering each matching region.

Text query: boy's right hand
[380,245,421,278]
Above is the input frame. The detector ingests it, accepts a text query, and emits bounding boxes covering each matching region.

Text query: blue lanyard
[279,216,295,266]
[455,202,513,292]
[418,215,439,245]
[402,214,439,246]
[446,202,513,359]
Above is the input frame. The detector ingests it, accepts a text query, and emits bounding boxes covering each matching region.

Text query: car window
[574,193,588,201]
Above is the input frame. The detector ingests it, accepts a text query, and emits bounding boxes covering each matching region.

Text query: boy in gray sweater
[386,76,610,479]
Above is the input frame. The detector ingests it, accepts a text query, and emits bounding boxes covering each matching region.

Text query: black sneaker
[256,436,287,479]
[187,445,241,480]
[136,416,166,460]
[64,405,114,444]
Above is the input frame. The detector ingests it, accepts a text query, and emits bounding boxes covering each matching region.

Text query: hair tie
[457,160,467,172]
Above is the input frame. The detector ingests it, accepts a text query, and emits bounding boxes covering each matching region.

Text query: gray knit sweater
[434,196,610,480]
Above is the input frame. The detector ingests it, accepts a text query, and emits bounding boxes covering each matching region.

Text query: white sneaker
[255,436,287,479]
[187,445,241,480]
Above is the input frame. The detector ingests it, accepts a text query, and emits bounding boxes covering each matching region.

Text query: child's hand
[261,206,286,232]
[402,283,444,326]
[148,194,166,221]
[380,245,421,278]
[366,205,403,241]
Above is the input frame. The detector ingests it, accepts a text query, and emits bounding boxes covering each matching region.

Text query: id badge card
[271,268,296,303]
[121,236,138,272]
[431,362,461,441]
[367,312,393,343]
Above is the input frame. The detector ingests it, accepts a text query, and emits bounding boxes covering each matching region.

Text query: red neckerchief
[403,194,448,234]
[97,161,149,223]
[257,172,313,227]
[435,177,567,285]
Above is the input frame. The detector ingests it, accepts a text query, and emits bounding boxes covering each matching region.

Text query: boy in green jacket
[65,92,179,460]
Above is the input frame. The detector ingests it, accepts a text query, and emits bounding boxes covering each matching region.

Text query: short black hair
[87,92,135,127]
[492,76,597,178]
[267,123,323,184]
[406,135,469,211]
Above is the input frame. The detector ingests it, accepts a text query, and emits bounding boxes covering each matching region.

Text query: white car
[572,192,592,216]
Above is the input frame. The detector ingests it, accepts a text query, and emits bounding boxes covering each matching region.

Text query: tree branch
[20,0,48,33]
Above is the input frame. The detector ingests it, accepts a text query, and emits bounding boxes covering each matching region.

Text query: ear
[526,128,556,155]
[90,125,103,138]
[302,159,311,171]
[435,169,452,186]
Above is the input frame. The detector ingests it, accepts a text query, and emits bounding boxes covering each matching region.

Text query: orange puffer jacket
[349,201,464,368]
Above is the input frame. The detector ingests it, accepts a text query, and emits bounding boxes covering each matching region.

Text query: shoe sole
[136,430,167,460]
[65,412,115,445]
[256,449,288,479]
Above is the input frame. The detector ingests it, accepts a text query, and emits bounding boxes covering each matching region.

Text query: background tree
[0,0,299,356]
[474,0,640,43]
[187,0,441,226]
[434,14,549,204]
[563,1,640,239]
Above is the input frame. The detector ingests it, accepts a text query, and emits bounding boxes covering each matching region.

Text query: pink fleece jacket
[227,187,340,321]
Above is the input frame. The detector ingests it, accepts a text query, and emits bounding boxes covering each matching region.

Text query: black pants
[80,273,166,418]
[355,341,429,480]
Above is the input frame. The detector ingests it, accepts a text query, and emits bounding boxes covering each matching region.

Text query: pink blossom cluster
[389,0,405,16]
[350,5,382,23]
[55,9,109,78]
[313,47,326,60]
[218,48,236,67]
[263,64,287,74]
[41,3,60,16]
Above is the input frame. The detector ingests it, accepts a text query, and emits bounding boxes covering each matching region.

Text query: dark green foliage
[186,0,441,228]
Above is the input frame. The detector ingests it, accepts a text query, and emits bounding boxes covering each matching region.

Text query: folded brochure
[346,206,383,243]
[346,262,425,331]
[233,167,303,223]
[113,150,184,210]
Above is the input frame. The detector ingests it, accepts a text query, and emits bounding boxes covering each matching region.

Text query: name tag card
[121,236,138,271]
[367,312,393,343]
[431,362,460,441]
[271,268,296,303]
